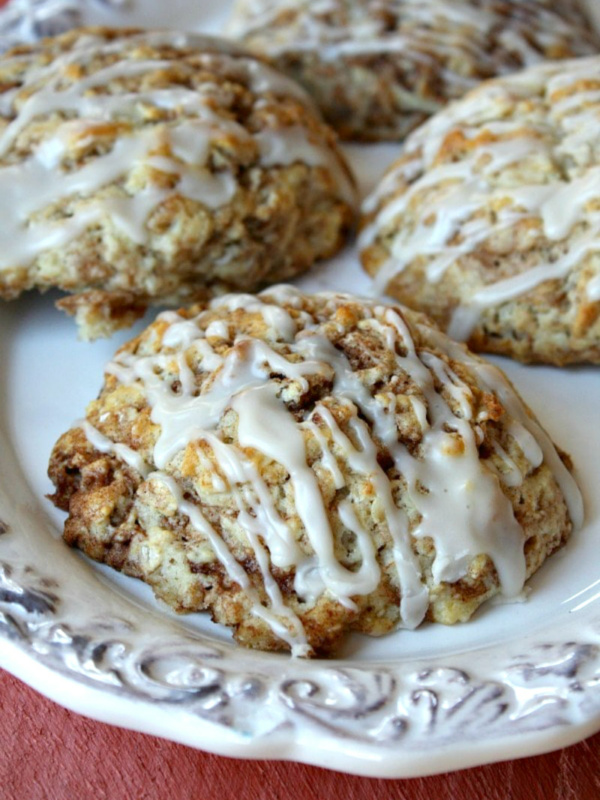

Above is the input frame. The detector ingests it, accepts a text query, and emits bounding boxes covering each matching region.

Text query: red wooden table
[2,668,599,800]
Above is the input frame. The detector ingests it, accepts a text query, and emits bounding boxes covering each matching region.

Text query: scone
[360,56,600,365]
[0,27,355,338]
[48,286,582,656]
[228,0,599,142]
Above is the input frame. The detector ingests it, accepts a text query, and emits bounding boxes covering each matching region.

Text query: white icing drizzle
[360,56,600,336]
[408,395,428,432]
[0,30,354,275]
[232,381,382,607]
[489,441,523,488]
[587,274,600,301]
[424,326,583,530]
[204,320,230,340]
[83,289,582,649]
[150,471,311,656]
[79,419,151,478]
[366,309,525,593]
[255,124,355,205]
[230,0,596,93]
[303,419,345,489]
[315,402,429,627]
[204,433,301,569]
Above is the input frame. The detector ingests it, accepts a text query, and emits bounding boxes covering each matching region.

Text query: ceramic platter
[1,0,600,779]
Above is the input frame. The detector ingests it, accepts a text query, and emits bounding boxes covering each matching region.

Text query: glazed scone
[228,0,599,142]
[360,57,600,365]
[48,287,582,656]
[0,27,355,338]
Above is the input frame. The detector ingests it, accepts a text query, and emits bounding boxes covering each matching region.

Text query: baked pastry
[0,27,355,338]
[48,286,582,656]
[360,56,600,365]
[227,0,599,142]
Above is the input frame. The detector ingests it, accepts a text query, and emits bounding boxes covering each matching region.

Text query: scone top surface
[0,27,355,337]
[48,287,582,656]
[360,56,600,364]
[228,0,599,141]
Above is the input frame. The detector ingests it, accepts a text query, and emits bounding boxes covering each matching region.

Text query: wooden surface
[1,668,599,800]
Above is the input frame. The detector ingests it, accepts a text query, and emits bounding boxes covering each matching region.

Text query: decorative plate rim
[2,407,600,778]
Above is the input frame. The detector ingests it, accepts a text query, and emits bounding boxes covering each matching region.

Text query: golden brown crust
[0,27,355,337]
[48,289,576,655]
[360,58,600,364]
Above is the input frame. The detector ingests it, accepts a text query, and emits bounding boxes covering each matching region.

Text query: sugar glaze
[359,57,600,338]
[80,287,582,654]
[0,30,353,275]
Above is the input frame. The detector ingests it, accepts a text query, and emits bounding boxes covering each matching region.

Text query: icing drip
[314,403,428,627]
[150,471,311,656]
[424,326,583,531]
[360,56,600,336]
[85,288,582,649]
[79,419,151,478]
[587,274,600,301]
[0,30,354,274]
[233,382,382,607]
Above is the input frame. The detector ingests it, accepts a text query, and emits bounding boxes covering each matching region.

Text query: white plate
[0,0,600,779]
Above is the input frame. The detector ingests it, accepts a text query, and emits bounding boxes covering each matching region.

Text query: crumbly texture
[48,288,577,656]
[228,0,599,141]
[0,27,355,338]
[360,57,600,365]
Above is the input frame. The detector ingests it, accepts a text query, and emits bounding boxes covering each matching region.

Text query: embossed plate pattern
[0,0,599,778]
